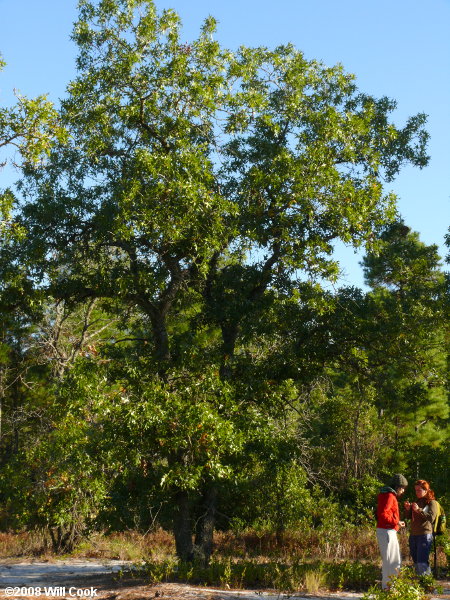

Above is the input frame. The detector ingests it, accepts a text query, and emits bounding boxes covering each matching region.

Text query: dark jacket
[405,498,438,535]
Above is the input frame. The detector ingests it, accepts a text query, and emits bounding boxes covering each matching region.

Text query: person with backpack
[403,479,438,576]
[376,474,408,590]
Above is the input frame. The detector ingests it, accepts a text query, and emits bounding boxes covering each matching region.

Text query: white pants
[376,528,401,589]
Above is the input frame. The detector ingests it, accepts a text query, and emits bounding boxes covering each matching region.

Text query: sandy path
[0,560,128,586]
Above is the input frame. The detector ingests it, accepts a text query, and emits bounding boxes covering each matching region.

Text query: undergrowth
[131,558,379,592]
[0,526,383,561]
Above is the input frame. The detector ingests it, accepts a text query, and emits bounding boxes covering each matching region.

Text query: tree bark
[194,483,218,565]
[173,489,193,562]
[149,313,171,363]
[220,322,239,380]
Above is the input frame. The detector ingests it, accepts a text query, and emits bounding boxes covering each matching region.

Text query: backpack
[434,501,446,536]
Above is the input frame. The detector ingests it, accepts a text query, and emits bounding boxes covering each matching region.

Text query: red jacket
[377,488,400,530]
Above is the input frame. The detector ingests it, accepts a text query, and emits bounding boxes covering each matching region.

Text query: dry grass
[0,526,381,561]
[303,568,326,594]
[213,526,380,561]
[72,529,175,561]
[0,531,51,558]
[0,528,174,561]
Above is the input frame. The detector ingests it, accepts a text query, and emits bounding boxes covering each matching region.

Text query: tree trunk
[220,322,239,380]
[275,471,285,546]
[151,314,171,364]
[194,483,218,565]
[173,490,193,562]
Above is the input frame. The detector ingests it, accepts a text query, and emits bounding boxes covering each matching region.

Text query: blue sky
[0,0,449,288]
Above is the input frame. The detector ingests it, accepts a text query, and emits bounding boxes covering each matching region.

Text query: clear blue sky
[0,0,449,288]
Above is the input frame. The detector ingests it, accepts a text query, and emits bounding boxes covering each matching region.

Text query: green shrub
[439,534,450,566]
[361,568,433,600]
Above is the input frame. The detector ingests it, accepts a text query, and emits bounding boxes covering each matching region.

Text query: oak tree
[12,0,431,561]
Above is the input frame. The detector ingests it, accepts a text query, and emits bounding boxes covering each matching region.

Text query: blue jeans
[409,534,433,575]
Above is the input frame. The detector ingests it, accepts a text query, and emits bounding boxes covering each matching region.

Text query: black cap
[389,473,408,488]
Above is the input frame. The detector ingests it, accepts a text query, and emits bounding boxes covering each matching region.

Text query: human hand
[404,501,411,510]
[399,521,406,528]
[411,503,419,512]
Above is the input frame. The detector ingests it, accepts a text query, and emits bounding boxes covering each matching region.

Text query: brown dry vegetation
[0,527,382,561]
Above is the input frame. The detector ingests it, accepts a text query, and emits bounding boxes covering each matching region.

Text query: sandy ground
[0,560,447,600]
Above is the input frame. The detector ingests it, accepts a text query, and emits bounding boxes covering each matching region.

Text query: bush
[362,568,434,600]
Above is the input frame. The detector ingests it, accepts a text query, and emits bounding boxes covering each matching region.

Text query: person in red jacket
[376,473,408,589]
